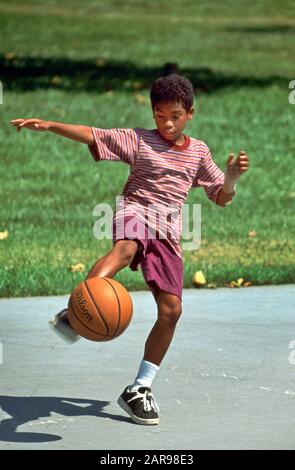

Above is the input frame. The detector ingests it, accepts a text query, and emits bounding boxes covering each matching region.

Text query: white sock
[129,359,159,391]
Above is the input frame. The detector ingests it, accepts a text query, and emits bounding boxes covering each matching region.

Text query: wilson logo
[75,288,93,322]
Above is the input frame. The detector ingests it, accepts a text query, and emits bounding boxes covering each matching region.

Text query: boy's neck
[156,129,190,150]
[173,134,185,146]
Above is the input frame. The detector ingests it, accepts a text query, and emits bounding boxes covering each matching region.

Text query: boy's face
[153,101,194,143]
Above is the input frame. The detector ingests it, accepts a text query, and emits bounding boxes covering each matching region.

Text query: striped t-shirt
[88,127,225,259]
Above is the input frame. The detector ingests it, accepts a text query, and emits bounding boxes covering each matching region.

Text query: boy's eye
[156,114,180,120]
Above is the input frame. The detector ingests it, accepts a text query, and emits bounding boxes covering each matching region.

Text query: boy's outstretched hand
[10,118,50,132]
[226,150,249,180]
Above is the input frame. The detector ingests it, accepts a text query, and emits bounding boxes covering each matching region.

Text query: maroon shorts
[112,215,183,301]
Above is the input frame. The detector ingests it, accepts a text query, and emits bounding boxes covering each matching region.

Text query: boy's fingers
[238,163,249,169]
[10,119,25,123]
[227,150,249,172]
[19,119,35,127]
[237,156,249,162]
[21,119,40,128]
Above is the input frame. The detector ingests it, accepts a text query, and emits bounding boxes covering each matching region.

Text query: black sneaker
[117,386,160,425]
[49,308,80,343]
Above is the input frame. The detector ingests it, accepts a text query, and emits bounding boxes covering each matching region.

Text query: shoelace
[128,389,160,414]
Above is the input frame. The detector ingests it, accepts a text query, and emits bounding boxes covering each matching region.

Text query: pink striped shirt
[88,128,225,258]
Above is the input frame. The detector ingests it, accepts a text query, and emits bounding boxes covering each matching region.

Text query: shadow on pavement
[0,395,131,443]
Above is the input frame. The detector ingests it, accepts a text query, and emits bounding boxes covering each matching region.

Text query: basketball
[67,277,133,341]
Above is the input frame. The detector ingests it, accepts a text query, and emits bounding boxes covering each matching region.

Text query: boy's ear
[187,106,195,120]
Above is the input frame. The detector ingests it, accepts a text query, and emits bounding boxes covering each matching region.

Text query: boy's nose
[164,121,174,129]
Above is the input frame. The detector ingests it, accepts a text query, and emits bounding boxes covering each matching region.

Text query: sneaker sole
[117,396,159,425]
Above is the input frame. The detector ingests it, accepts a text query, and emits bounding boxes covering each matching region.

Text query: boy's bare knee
[158,295,182,325]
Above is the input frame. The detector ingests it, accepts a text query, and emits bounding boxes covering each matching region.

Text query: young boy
[10,74,249,426]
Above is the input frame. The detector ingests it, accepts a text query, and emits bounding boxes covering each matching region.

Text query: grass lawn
[0,0,294,297]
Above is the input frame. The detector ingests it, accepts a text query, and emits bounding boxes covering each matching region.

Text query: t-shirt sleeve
[88,127,140,165]
[191,144,225,203]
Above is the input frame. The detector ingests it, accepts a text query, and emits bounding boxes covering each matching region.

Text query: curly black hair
[150,74,194,112]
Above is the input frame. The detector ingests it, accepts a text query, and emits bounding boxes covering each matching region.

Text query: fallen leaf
[193,270,206,286]
[228,277,244,287]
[243,281,252,287]
[248,231,256,238]
[237,277,244,286]
[0,230,8,240]
[206,283,217,289]
[68,262,85,273]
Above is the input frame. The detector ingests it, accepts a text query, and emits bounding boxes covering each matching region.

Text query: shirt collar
[155,129,191,151]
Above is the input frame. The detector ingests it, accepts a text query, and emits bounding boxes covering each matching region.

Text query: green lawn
[0,1,294,297]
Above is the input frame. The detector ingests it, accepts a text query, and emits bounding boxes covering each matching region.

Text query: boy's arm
[10,118,94,145]
[48,121,94,145]
[216,150,249,207]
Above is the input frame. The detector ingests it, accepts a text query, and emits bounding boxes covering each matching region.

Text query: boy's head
[150,74,194,143]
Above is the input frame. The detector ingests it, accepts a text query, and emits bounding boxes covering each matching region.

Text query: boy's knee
[158,296,182,325]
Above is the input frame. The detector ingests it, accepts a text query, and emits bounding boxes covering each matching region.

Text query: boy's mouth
[162,130,175,136]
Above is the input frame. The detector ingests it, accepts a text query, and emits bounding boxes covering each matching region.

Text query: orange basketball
[67,277,133,341]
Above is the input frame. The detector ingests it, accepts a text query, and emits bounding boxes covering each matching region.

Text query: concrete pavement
[0,285,294,449]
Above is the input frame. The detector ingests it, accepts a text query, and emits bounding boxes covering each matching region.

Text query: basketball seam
[103,278,121,337]
[84,280,110,336]
[69,297,107,339]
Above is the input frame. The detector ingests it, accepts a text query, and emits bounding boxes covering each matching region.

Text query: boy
[10,74,249,426]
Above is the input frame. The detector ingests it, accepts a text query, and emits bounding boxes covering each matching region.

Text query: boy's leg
[117,287,182,425]
[50,240,139,341]
[143,288,182,366]
[86,239,139,279]
[131,287,182,387]
[117,233,183,425]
